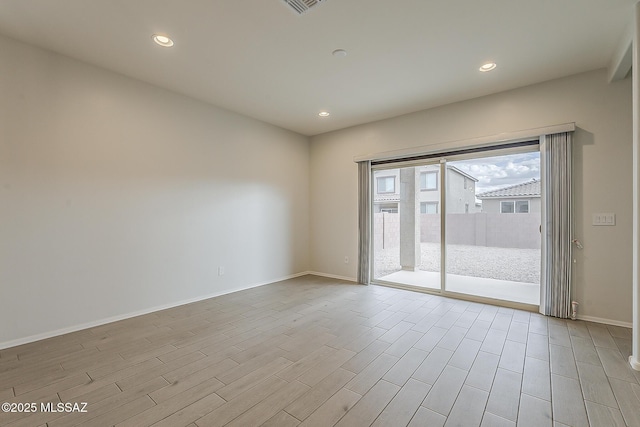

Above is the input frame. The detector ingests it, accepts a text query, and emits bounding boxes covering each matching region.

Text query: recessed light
[152,34,174,47]
[318,111,330,117]
[479,62,497,72]
[332,49,347,58]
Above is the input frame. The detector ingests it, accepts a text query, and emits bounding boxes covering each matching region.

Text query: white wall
[0,35,310,347]
[310,69,633,325]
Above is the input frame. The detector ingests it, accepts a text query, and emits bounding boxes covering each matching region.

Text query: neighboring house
[477,179,541,214]
[373,165,479,214]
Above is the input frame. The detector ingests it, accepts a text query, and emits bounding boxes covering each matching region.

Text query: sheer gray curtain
[357,161,371,284]
[541,132,573,318]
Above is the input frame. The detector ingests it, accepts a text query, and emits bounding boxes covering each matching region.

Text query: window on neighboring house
[463,178,468,190]
[420,171,438,191]
[420,202,438,214]
[465,203,469,213]
[377,176,395,193]
[501,200,529,213]
[516,200,529,213]
[501,201,515,213]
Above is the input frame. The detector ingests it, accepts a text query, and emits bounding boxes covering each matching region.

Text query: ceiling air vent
[282,0,326,15]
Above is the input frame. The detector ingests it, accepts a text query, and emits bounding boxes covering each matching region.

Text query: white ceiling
[0,0,634,136]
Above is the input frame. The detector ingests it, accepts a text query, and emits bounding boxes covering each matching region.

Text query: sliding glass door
[445,152,541,305]
[371,145,541,307]
[372,163,442,290]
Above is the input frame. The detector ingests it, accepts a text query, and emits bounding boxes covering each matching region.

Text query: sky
[449,151,540,194]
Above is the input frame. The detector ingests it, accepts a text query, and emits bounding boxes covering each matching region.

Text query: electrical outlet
[218,266,225,276]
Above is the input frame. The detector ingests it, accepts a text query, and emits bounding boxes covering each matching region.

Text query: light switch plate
[592,213,615,226]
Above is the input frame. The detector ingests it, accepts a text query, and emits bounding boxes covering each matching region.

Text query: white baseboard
[576,314,632,329]
[630,356,640,371]
[305,271,358,283]
[0,271,310,351]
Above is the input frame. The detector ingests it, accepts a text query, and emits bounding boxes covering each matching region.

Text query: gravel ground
[374,242,540,284]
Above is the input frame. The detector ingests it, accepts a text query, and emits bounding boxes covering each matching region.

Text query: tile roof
[477,179,541,199]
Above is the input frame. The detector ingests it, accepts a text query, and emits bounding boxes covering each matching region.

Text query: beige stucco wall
[0,35,310,347]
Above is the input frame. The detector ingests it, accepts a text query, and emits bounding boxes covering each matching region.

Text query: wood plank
[465,351,500,392]
[342,340,390,374]
[522,356,551,401]
[570,336,601,366]
[297,348,356,387]
[285,368,356,421]
[150,358,234,403]
[334,380,400,427]
[383,348,428,386]
[408,406,446,427]
[225,380,310,427]
[608,377,640,427]
[79,396,156,427]
[548,324,571,348]
[584,400,626,427]
[517,393,552,427]
[277,346,337,382]
[298,388,361,427]
[0,387,14,400]
[144,392,225,427]
[526,332,549,361]
[506,320,528,344]
[345,353,399,395]
[486,368,522,422]
[64,382,121,406]
[491,313,513,332]
[193,375,288,427]
[411,347,454,385]
[436,326,468,351]
[116,378,225,427]
[465,319,491,342]
[595,346,639,383]
[529,313,549,336]
[378,321,415,344]
[217,356,291,401]
[566,321,591,339]
[216,347,288,384]
[422,365,467,417]
[372,378,431,427]
[480,412,515,427]
[498,340,526,374]
[413,327,448,352]
[449,338,482,371]
[606,325,632,339]
[48,377,169,427]
[384,330,423,358]
[549,344,578,379]
[161,352,238,384]
[550,374,589,427]
[586,324,618,349]
[576,362,617,408]
[262,411,301,427]
[480,329,507,356]
[115,351,206,391]
[443,385,488,427]
[454,310,479,329]
[11,372,92,402]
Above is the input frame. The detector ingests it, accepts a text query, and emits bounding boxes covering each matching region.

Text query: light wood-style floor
[1,275,639,427]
